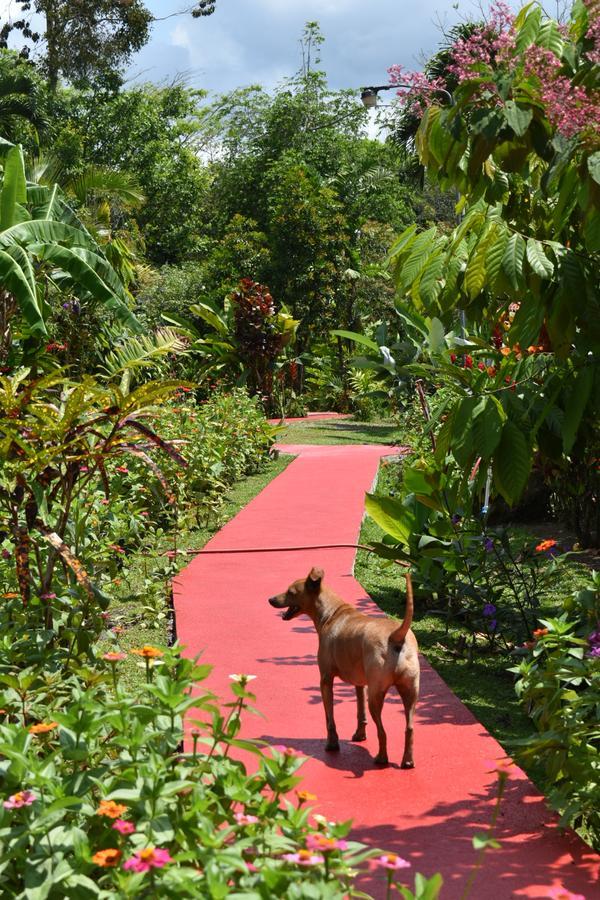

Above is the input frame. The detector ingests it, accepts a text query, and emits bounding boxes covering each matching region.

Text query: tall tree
[0,1,218,91]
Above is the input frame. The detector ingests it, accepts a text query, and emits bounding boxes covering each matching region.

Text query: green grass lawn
[276,417,408,446]
[102,455,293,689]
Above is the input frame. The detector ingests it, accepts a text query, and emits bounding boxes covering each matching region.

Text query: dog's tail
[389,571,414,646]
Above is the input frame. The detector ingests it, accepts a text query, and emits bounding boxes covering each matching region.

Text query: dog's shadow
[258,735,405,777]
[256,653,317,667]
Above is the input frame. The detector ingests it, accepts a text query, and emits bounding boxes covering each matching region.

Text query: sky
[132,0,521,97]
[0,0,523,97]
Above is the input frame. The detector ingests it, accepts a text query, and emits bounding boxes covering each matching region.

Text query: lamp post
[360,83,454,108]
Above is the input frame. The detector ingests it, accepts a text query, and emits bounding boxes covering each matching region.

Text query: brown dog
[268,567,419,768]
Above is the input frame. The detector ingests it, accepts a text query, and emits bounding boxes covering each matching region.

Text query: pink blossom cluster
[583,0,600,64]
[446,1,516,82]
[387,64,449,115]
[524,45,600,138]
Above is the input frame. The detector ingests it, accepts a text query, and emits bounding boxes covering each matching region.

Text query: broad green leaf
[504,101,533,137]
[464,240,488,299]
[501,232,526,290]
[29,243,140,332]
[398,227,437,291]
[451,396,479,467]
[537,19,564,55]
[514,3,542,52]
[0,248,45,334]
[493,422,532,505]
[330,329,379,351]
[427,317,445,353]
[365,493,414,546]
[562,364,594,453]
[387,224,417,261]
[189,301,228,335]
[526,238,554,279]
[485,225,508,289]
[0,145,27,231]
[587,151,600,186]
[473,396,506,458]
[509,294,545,348]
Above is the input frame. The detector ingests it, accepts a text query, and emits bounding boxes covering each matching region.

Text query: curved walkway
[174,443,599,899]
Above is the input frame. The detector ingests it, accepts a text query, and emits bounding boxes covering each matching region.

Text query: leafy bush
[0,642,446,898]
[512,572,600,849]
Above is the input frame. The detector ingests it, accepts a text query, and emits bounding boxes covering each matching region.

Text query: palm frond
[101,328,188,381]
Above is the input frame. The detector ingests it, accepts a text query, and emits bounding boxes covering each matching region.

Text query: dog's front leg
[320,675,340,752]
[352,686,367,742]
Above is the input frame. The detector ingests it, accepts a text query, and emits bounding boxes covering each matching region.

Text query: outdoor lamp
[360,85,394,108]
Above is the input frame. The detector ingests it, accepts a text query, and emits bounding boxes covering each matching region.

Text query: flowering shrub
[512,571,600,849]
[0,646,442,898]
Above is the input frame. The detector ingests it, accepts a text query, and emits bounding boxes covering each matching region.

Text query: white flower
[229,673,257,684]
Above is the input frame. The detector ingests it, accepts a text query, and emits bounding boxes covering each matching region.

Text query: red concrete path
[173,444,599,899]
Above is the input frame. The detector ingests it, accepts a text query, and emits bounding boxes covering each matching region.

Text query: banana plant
[0,144,140,346]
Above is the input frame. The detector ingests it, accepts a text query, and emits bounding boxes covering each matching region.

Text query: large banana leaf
[1,145,27,231]
[0,247,45,334]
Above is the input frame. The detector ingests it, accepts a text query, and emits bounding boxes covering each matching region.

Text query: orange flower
[130,646,164,659]
[500,346,512,356]
[296,790,317,803]
[92,848,122,867]
[28,722,58,735]
[533,628,549,639]
[535,539,557,552]
[97,799,128,819]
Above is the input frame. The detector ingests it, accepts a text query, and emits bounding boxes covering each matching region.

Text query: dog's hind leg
[320,675,340,752]
[397,682,418,769]
[351,686,367,742]
[368,688,388,766]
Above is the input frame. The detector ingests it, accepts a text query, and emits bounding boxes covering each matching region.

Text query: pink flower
[3,790,36,809]
[113,819,135,835]
[103,652,127,662]
[115,466,129,474]
[282,849,324,866]
[271,745,301,757]
[546,889,586,900]
[306,834,348,852]
[373,853,411,871]
[123,847,173,873]
[234,812,259,826]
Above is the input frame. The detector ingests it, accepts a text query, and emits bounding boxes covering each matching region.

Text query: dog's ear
[307,567,324,590]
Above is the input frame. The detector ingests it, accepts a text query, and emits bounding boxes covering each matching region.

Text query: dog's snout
[268,596,282,608]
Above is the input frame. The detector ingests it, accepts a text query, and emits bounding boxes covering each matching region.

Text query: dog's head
[268,567,324,621]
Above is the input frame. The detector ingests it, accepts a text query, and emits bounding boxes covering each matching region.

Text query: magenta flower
[234,812,259,826]
[123,847,173,873]
[546,888,586,900]
[112,819,136,835]
[373,853,411,871]
[306,833,348,852]
[282,849,324,866]
[3,790,36,809]
[271,745,302,758]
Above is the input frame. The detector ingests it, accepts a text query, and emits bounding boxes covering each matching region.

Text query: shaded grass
[277,417,408,446]
[102,455,294,689]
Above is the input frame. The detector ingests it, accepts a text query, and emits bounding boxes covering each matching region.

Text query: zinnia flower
[130,646,164,659]
[282,849,324,866]
[229,673,257,684]
[123,847,173,873]
[296,790,317,803]
[97,800,128,819]
[234,812,259,826]
[113,819,135,835]
[92,848,122,868]
[3,790,35,809]
[533,628,549,640]
[373,853,411,871]
[536,539,558,553]
[271,745,301,758]
[546,888,586,900]
[306,834,348,852]
[28,722,58,735]
[103,652,126,662]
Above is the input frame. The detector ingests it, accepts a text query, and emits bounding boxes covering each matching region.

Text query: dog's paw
[373,754,389,767]
[325,740,340,752]
[401,759,415,769]
[351,730,367,742]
